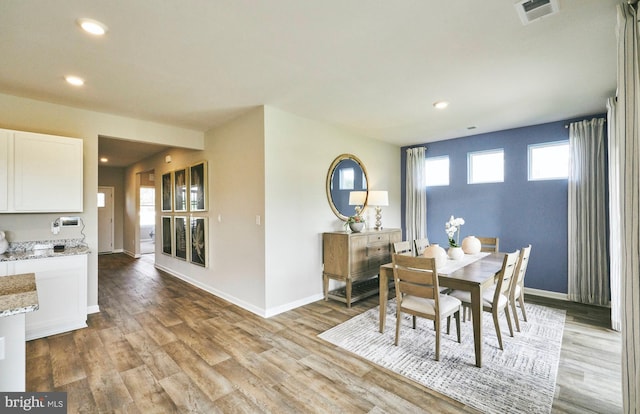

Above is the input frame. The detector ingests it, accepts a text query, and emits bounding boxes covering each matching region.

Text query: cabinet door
[13,132,83,212]
[15,255,88,340]
[0,131,9,211]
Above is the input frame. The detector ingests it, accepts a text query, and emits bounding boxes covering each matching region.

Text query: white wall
[151,107,267,313]
[149,106,401,317]
[0,92,204,312]
[263,106,401,313]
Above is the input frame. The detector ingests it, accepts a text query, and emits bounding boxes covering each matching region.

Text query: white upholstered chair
[393,241,414,256]
[392,254,462,361]
[448,250,519,350]
[413,238,430,256]
[510,245,532,332]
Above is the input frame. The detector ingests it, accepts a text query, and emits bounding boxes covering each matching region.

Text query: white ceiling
[0,0,619,156]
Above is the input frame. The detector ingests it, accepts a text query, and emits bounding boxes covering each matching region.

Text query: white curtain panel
[567,118,608,306]
[405,147,427,243]
[614,4,640,412]
[607,97,622,332]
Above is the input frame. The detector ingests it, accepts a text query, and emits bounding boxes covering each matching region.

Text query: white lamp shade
[368,190,388,206]
[349,191,367,205]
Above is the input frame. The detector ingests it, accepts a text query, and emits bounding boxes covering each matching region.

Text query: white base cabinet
[10,255,88,340]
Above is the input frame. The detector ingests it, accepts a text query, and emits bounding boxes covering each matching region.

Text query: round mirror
[326,154,369,221]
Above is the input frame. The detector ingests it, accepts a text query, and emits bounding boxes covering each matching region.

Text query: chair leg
[412,315,417,329]
[492,311,504,350]
[455,310,461,343]
[434,319,441,361]
[504,306,514,337]
[518,294,528,322]
[394,309,402,346]
[446,315,451,335]
[511,298,521,332]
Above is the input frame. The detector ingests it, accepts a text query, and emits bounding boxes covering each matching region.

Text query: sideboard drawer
[367,233,390,244]
[366,242,390,258]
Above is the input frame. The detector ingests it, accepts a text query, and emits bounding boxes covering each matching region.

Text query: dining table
[378,252,505,368]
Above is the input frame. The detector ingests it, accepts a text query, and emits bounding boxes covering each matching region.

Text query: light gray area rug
[318,301,566,414]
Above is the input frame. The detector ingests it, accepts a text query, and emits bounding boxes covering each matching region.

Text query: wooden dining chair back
[413,238,430,256]
[449,250,519,350]
[392,254,461,361]
[393,241,414,256]
[510,245,532,332]
[477,237,499,253]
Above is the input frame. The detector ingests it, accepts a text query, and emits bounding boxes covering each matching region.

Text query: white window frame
[467,148,504,184]
[528,140,569,181]
[425,156,450,187]
[339,168,355,190]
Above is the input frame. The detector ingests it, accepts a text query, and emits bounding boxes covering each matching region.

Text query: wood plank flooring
[26,253,622,413]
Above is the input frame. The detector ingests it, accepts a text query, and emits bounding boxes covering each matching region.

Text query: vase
[349,222,364,233]
[448,246,464,260]
[461,235,481,254]
[422,243,447,268]
[0,231,8,254]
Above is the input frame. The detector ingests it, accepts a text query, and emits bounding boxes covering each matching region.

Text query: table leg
[379,267,389,333]
[322,273,329,301]
[346,280,352,308]
[470,285,483,367]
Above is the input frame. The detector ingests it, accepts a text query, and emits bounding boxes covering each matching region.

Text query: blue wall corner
[400,115,606,294]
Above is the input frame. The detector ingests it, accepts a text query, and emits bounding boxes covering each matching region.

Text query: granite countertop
[0,273,39,317]
[0,245,90,262]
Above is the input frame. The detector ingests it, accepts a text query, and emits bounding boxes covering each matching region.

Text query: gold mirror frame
[325,153,369,221]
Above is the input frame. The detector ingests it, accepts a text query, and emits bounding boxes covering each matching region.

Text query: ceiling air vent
[514,0,559,25]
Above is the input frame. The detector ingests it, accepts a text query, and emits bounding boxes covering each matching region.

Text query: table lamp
[348,191,367,216]
[368,190,388,230]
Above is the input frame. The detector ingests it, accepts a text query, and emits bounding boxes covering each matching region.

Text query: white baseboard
[26,320,88,341]
[264,293,325,318]
[154,263,323,318]
[123,250,140,258]
[87,305,100,314]
[524,287,568,301]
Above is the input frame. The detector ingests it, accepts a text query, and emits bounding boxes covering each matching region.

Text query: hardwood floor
[26,253,622,413]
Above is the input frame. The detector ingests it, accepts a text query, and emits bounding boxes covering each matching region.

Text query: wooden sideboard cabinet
[322,228,401,307]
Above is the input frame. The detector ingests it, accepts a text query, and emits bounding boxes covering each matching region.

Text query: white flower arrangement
[445,215,465,247]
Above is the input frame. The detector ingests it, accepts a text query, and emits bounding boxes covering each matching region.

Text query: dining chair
[413,238,430,256]
[391,254,462,361]
[477,237,500,253]
[510,245,532,332]
[393,241,414,256]
[448,250,519,350]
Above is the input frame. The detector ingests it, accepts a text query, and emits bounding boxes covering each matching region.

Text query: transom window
[425,156,450,186]
[339,168,355,190]
[528,141,569,181]
[468,149,504,184]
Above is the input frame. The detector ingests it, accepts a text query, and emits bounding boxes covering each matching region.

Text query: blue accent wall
[401,116,605,294]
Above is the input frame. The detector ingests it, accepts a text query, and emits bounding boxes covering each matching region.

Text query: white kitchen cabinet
[0,131,9,211]
[12,254,88,340]
[0,129,83,213]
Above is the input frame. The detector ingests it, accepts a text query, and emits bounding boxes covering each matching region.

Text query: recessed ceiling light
[65,75,85,86]
[77,18,108,36]
[100,157,109,163]
[433,101,449,109]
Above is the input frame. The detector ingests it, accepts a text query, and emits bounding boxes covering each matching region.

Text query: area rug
[318,301,566,414]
